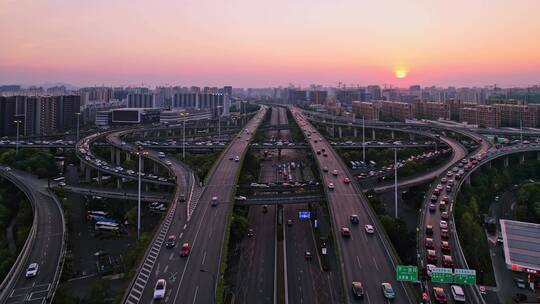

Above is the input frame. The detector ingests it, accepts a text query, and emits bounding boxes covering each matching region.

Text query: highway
[0,167,65,304]
[58,184,170,202]
[291,107,413,304]
[123,105,267,303]
[418,134,492,303]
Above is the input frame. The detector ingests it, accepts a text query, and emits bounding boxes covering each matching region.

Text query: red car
[441,211,449,220]
[343,177,351,184]
[442,255,453,267]
[441,241,450,252]
[180,243,190,257]
[426,249,437,263]
[341,227,351,237]
[433,287,448,303]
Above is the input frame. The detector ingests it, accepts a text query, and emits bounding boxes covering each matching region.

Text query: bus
[87,210,109,221]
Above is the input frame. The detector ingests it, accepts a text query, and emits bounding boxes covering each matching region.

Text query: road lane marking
[356,256,362,269]
[192,285,199,304]
[202,251,207,265]
[372,257,379,271]
[164,265,169,273]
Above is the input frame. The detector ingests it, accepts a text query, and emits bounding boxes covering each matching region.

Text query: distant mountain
[18,82,80,90]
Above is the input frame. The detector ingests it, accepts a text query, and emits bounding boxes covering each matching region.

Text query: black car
[165,235,176,248]
[352,281,364,298]
[247,229,254,237]
[350,214,359,224]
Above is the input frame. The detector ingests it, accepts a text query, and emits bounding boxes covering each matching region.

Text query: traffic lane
[238,205,275,304]
[307,127,409,303]
[5,188,63,303]
[170,110,266,303]
[284,204,327,304]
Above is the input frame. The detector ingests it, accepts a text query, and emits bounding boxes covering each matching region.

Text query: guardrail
[45,189,67,302]
[0,169,39,302]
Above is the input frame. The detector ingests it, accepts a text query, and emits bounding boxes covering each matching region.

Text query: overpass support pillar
[278,148,282,160]
[85,166,92,183]
[116,177,123,189]
[391,130,395,139]
[354,128,357,138]
[372,129,376,140]
[143,131,148,138]
[504,156,509,168]
[97,171,102,185]
[538,152,540,161]
[126,153,131,162]
[520,153,525,164]
[153,163,159,175]
[487,161,491,169]
[116,149,121,166]
[409,133,415,141]
[79,161,85,175]
[338,126,342,138]
[110,147,115,163]
[465,175,471,186]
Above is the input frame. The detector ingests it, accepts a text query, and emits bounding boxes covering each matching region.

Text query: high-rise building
[308,90,328,105]
[335,89,359,106]
[415,101,450,120]
[127,93,162,108]
[367,85,382,100]
[351,101,380,120]
[494,104,537,128]
[379,101,415,122]
[172,92,230,117]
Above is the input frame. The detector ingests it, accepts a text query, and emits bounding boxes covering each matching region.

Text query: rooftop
[500,219,540,273]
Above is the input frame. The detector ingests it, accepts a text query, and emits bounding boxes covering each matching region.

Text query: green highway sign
[431,267,453,283]
[396,265,418,282]
[454,268,477,285]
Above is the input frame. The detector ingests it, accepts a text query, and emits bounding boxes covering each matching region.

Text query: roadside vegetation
[0,148,59,178]
[455,156,540,285]
[0,178,33,280]
[177,151,222,181]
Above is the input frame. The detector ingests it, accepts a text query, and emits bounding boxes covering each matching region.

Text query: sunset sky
[1,0,540,88]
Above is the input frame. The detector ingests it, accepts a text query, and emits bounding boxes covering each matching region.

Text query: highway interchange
[2,102,540,304]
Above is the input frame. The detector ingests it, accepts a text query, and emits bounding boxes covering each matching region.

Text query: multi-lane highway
[0,167,65,304]
[291,107,413,304]
[123,105,267,303]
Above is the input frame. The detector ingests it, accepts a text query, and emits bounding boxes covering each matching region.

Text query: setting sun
[395,68,408,79]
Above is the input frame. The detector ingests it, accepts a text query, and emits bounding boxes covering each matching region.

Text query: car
[351,281,364,298]
[350,214,359,224]
[341,227,351,237]
[323,153,328,157]
[433,287,447,303]
[316,150,321,155]
[229,156,234,160]
[304,251,312,260]
[439,201,446,211]
[235,196,247,201]
[441,177,447,183]
[450,285,465,302]
[165,235,176,248]
[323,166,329,172]
[429,203,437,212]
[442,255,453,267]
[158,152,165,158]
[234,156,240,162]
[58,181,67,187]
[262,205,268,213]
[440,220,448,229]
[364,224,375,234]
[165,160,172,166]
[425,225,433,236]
[153,279,166,300]
[211,196,218,206]
[180,243,190,257]
[287,219,293,226]
[381,282,395,300]
[430,195,438,203]
[425,238,435,249]
[328,183,335,190]
[25,263,38,278]
[332,170,338,176]
[441,211,449,220]
[343,177,351,184]
[441,241,450,252]
[247,228,254,237]
[441,228,449,239]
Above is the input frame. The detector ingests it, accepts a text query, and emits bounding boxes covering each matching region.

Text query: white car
[364,225,375,234]
[153,279,166,300]
[451,285,465,302]
[440,220,448,229]
[328,183,335,190]
[165,161,172,166]
[332,170,338,176]
[211,196,218,206]
[25,263,38,278]
[234,156,240,162]
[235,196,247,201]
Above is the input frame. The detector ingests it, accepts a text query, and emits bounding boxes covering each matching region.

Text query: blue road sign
[299,211,311,219]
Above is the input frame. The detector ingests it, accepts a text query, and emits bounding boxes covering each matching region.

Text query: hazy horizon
[2,0,540,87]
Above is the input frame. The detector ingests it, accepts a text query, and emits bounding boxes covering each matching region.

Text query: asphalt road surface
[291,107,412,304]
[0,167,64,304]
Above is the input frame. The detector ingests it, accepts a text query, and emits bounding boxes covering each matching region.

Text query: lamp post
[217,106,223,143]
[181,113,188,160]
[14,120,22,155]
[136,146,148,239]
[76,112,81,141]
[362,115,366,163]
[200,269,216,304]
[394,148,398,219]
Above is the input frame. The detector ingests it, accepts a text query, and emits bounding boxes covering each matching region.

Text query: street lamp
[181,113,189,160]
[14,120,22,155]
[217,106,223,143]
[135,146,148,239]
[200,269,216,304]
[394,148,398,219]
[362,115,365,163]
[76,112,81,141]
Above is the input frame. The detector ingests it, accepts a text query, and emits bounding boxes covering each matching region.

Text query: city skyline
[2,0,540,87]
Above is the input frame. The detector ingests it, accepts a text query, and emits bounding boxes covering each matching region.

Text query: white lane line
[356,256,362,269]
[202,251,207,265]
[179,232,183,239]
[366,291,371,304]
[192,285,199,304]
[164,265,169,273]
[372,257,379,271]
[169,252,174,260]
